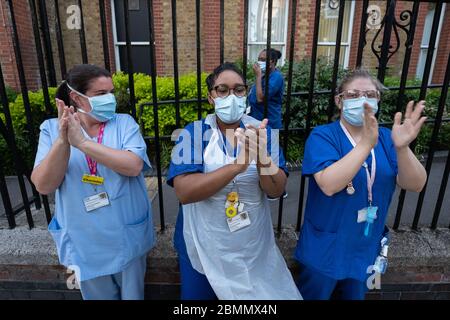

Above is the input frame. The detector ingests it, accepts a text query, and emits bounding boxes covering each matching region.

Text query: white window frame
[111,0,150,72]
[247,0,290,66]
[416,3,446,83]
[317,0,355,68]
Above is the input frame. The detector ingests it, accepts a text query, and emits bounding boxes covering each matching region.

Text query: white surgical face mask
[214,94,247,124]
[258,61,267,73]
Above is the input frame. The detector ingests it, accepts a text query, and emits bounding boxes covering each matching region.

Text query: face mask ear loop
[66,82,93,113]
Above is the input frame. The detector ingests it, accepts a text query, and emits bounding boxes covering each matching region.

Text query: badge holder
[225,186,250,233]
[373,236,389,274]
[81,123,110,212]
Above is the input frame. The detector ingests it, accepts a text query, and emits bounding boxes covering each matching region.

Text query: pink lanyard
[85,123,106,176]
[340,121,376,205]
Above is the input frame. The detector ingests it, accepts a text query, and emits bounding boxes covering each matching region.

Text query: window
[416,3,446,82]
[317,0,355,68]
[111,0,152,74]
[248,0,289,65]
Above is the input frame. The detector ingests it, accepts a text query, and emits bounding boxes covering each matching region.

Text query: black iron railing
[0,0,449,232]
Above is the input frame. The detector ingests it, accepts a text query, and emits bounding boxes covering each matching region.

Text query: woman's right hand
[253,62,262,78]
[360,103,379,150]
[234,127,251,173]
[56,98,70,145]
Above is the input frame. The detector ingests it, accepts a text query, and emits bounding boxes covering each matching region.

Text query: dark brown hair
[206,62,245,92]
[56,64,111,107]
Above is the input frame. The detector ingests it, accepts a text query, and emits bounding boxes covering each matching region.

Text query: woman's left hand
[67,108,87,148]
[392,100,427,150]
[246,119,271,167]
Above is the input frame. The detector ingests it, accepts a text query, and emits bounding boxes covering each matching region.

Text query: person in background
[249,48,285,130]
[31,64,155,300]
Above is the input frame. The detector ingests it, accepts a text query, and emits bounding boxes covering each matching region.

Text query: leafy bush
[0,87,57,175]
[4,85,18,103]
[112,72,213,136]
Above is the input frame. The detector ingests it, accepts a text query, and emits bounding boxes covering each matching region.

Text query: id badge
[82,174,104,185]
[227,211,251,232]
[83,192,110,212]
[357,206,378,223]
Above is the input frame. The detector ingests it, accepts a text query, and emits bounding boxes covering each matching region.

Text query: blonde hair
[336,68,385,95]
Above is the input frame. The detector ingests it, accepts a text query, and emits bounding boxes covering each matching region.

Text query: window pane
[421,3,436,47]
[249,0,287,43]
[317,45,347,66]
[318,0,351,43]
[416,48,428,79]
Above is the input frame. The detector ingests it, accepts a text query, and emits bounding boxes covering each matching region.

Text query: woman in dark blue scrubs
[249,48,285,130]
[295,69,428,300]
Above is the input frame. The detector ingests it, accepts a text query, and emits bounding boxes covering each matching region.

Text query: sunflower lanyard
[219,127,251,232]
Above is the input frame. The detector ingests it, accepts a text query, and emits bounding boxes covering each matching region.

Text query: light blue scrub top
[34,114,156,281]
[295,120,397,282]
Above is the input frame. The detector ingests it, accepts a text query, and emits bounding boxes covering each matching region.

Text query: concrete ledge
[0,225,449,299]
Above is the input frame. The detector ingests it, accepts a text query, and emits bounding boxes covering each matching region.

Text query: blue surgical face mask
[342,96,378,126]
[67,83,117,122]
[258,61,267,73]
[214,94,247,124]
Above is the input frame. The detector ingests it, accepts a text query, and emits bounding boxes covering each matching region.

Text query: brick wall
[408,2,431,81]
[301,0,315,58]
[284,0,302,61]
[407,2,450,84]
[202,0,220,73]
[0,0,115,91]
[56,1,108,73]
[104,0,116,73]
[0,1,17,90]
[223,0,244,66]
[44,0,115,82]
[1,1,448,89]
[431,5,450,84]
[0,0,40,91]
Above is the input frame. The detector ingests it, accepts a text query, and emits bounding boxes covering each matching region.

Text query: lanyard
[219,129,239,158]
[218,128,240,191]
[339,121,376,205]
[85,123,106,176]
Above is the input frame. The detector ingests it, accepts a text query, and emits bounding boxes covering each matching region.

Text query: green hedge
[1,60,449,174]
[112,72,213,136]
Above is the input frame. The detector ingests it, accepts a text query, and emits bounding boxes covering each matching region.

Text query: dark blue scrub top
[249,69,285,129]
[295,120,398,282]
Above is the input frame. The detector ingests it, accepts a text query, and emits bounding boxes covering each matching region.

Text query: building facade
[0,0,449,91]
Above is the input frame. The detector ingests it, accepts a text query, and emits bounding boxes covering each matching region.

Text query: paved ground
[1,152,449,229]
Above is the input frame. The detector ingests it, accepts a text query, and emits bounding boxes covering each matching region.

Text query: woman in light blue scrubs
[31,64,155,300]
[295,69,428,300]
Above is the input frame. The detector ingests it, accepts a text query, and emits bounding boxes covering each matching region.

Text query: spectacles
[339,89,380,100]
[213,84,248,98]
